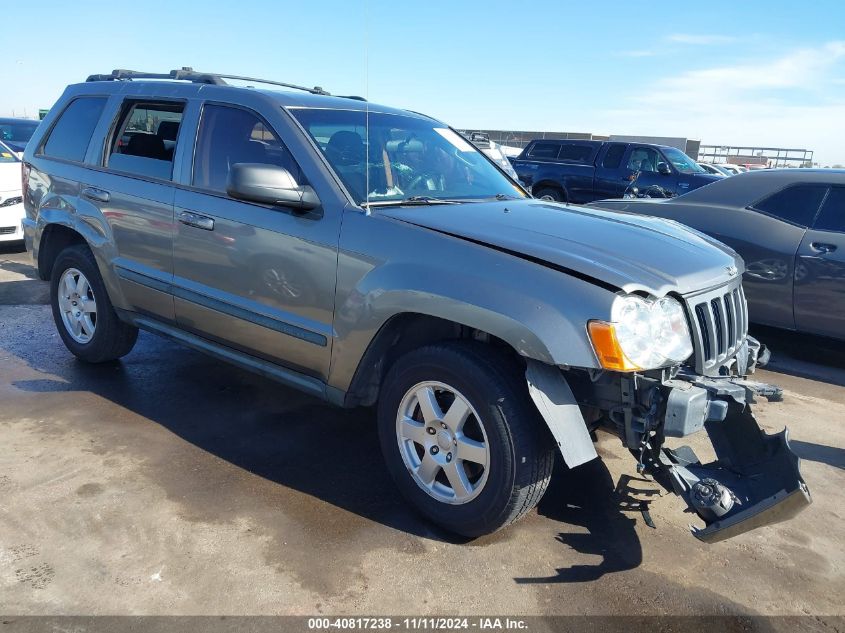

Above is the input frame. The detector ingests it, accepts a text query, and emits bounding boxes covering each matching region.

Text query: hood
[689,173,722,184]
[379,199,742,297]
[0,161,22,195]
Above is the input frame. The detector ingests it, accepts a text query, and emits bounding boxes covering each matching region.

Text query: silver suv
[22,68,809,542]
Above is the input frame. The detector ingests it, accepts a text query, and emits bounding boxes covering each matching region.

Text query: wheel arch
[342,312,527,408]
[532,180,568,201]
[37,223,88,281]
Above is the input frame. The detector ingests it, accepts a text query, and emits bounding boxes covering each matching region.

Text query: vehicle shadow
[0,242,27,255]
[789,440,845,471]
[514,455,645,583]
[9,341,465,542]
[752,324,845,388]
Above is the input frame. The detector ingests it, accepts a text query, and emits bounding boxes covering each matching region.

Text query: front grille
[686,278,748,375]
[0,196,22,207]
[0,226,16,235]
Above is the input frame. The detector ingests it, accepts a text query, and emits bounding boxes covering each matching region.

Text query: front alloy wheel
[378,342,554,537]
[396,381,490,504]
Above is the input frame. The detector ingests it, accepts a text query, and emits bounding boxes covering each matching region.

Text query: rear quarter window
[556,143,594,163]
[526,142,560,160]
[750,184,829,227]
[41,97,107,163]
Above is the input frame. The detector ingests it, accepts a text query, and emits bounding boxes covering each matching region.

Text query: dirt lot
[0,243,843,618]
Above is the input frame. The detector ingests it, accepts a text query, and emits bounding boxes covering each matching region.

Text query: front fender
[328,211,617,393]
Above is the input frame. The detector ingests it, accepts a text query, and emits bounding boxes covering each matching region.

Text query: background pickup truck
[511,139,722,203]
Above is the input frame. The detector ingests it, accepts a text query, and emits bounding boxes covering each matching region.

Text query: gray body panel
[589,170,845,339]
[23,79,742,403]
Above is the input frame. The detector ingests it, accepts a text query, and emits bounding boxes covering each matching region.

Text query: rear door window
[811,187,845,233]
[751,184,829,227]
[106,101,184,180]
[601,144,627,169]
[526,142,560,160]
[41,97,107,162]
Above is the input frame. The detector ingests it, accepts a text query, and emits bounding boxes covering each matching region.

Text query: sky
[2,0,844,165]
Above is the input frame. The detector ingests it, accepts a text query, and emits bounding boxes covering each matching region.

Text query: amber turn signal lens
[587,321,641,372]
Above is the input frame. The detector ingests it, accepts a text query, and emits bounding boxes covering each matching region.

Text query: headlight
[588,295,693,371]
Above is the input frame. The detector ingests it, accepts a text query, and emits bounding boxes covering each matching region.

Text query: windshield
[662,147,706,174]
[0,140,19,162]
[290,108,526,205]
[0,119,38,144]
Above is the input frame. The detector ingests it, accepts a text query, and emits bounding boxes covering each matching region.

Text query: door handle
[81,186,110,203]
[178,211,214,231]
[810,242,837,254]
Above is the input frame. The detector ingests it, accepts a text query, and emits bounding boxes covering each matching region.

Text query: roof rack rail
[85,67,331,96]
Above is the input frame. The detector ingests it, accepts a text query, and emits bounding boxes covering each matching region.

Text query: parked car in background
[0,117,40,156]
[0,140,25,244]
[588,169,845,340]
[511,139,721,203]
[464,132,520,180]
[698,162,732,177]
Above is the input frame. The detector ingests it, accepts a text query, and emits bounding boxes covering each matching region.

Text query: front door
[172,104,340,380]
[795,185,845,339]
[623,146,677,198]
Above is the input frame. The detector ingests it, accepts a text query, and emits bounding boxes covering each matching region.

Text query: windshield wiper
[364,196,464,208]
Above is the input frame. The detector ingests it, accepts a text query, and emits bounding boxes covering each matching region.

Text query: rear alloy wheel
[50,244,138,363]
[378,342,554,537]
[57,267,98,344]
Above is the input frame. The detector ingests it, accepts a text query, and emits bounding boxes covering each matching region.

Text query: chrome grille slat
[686,277,747,375]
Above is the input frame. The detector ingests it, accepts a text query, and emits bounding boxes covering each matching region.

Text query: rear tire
[377,342,554,537]
[533,187,566,202]
[50,244,138,363]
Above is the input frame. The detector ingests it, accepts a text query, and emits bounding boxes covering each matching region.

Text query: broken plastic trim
[662,400,811,543]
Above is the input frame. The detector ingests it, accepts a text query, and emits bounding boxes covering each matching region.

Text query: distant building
[462,130,814,167]
[462,129,701,158]
[697,145,813,168]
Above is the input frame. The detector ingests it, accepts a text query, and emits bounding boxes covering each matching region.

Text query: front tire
[377,342,554,537]
[50,244,138,363]
[533,187,565,202]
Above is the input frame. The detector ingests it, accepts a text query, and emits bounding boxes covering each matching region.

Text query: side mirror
[657,162,672,176]
[227,163,320,211]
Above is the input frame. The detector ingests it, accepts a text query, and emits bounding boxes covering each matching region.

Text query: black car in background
[0,117,40,154]
[589,170,845,340]
[510,139,721,203]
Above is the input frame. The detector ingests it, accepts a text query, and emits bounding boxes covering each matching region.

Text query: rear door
[795,185,845,338]
[592,143,628,199]
[172,103,340,380]
[83,98,185,322]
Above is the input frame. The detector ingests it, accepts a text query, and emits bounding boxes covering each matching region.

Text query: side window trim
[747,183,829,229]
[35,96,109,165]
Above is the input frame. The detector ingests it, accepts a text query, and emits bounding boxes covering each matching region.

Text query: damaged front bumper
[661,395,811,543]
[655,338,811,542]
[570,335,811,542]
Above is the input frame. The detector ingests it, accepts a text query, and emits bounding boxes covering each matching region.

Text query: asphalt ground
[0,242,842,620]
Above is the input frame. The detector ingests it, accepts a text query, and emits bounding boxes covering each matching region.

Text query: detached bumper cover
[662,396,811,543]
